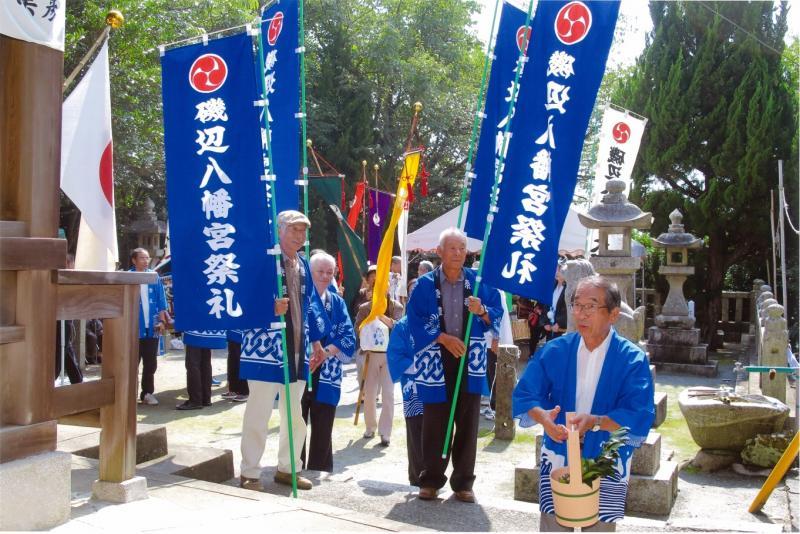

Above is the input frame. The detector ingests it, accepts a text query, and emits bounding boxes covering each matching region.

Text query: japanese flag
[61,41,119,268]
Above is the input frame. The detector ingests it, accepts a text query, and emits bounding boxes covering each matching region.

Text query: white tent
[406,200,587,255]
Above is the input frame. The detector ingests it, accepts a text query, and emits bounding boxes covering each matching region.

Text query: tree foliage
[614,1,797,345]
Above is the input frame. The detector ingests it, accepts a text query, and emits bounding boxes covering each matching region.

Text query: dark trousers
[418,351,481,492]
[226,341,249,395]
[486,348,497,411]
[138,337,159,398]
[406,414,424,486]
[55,321,83,384]
[185,345,212,405]
[300,378,336,472]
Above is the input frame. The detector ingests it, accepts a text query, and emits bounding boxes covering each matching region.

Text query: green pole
[442,0,536,460]
[298,0,314,391]
[255,15,299,498]
[456,0,502,230]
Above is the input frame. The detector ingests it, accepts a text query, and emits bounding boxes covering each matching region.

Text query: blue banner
[481,0,620,304]
[260,1,300,214]
[464,1,530,239]
[162,33,275,330]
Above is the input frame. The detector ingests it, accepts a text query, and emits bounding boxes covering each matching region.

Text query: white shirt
[575,328,614,415]
[140,284,150,329]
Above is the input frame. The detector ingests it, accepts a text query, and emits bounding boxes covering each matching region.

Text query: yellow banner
[359,150,421,330]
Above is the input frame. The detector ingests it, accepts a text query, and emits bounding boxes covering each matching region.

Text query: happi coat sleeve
[314,291,355,407]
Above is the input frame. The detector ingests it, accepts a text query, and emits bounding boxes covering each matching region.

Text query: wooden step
[0,221,28,238]
[0,325,24,344]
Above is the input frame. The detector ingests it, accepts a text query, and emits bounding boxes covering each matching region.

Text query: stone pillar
[761,304,788,403]
[494,344,519,440]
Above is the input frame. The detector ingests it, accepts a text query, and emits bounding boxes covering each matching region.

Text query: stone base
[648,326,701,346]
[514,460,679,516]
[138,445,234,484]
[0,451,71,530]
[58,423,168,465]
[654,391,668,428]
[653,360,719,378]
[92,475,148,503]
[632,432,662,476]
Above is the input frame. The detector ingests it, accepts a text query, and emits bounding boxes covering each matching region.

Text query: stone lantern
[646,209,715,375]
[578,179,651,342]
[128,197,167,265]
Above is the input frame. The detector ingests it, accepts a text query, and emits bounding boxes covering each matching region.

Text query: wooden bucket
[511,318,530,341]
[550,413,600,528]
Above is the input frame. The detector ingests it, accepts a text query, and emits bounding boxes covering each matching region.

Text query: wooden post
[98,285,140,482]
[0,35,62,237]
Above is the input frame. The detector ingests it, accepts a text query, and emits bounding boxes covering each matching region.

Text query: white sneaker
[484,409,495,421]
[141,393,159,405]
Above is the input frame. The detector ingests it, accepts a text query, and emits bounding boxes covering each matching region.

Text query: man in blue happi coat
[300,251,356,472]
[238,210,330,491]
[406,228,503,503]
[513,275,655,531]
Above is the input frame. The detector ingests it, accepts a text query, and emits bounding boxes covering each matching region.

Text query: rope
[781,189,799,236]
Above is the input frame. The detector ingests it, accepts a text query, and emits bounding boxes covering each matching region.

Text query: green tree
[616,1,796,346]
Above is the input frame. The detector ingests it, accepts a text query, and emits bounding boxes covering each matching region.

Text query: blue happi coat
[387,317,423,418]
[405,267,502,404]
[313,290,356,406]
[183,330,227,349]
[512,329,654,523]
[240,255,331,384]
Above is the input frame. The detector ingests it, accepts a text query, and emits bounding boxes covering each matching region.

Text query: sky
[472,0,798,69]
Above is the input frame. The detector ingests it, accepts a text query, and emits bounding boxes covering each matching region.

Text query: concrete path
[54,341,797,532]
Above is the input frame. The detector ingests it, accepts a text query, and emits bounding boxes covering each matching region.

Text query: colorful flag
[347,182,366,229]
[481,0,620,304]
[60,41,119,268]
[367,189,392,263]
[329,204,368,309]
[260,1,301,214]
[161,32,274,330]
[464,1,530,239]
[360,150,421,329]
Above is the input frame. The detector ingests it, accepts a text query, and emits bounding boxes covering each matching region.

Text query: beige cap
[277,210,311,228]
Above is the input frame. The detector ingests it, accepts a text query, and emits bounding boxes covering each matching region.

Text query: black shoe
[176,401,202,410]
[203,401,212,407]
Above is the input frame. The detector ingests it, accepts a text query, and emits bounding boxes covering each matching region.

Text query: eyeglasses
[571,303,607,315]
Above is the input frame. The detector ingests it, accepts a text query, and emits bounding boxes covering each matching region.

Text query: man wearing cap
[238,210,330,491]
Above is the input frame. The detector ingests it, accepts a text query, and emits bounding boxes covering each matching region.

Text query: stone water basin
[678,387,789,451]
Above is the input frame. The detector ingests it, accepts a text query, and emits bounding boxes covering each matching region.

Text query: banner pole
[456,0,502,230]
[441,0,535,460]
[297,0,315,391]
[255,20,299,498]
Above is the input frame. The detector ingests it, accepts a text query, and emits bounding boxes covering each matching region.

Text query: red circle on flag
[516,26,531,53]
[188,53,228,93]
[267,12,284,46]
[99,141,114,207]
[554,1,592,45]
[612,122,631,143]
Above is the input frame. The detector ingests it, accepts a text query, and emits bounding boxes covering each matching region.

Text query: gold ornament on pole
[405,101,423,151]
[63,10,125,92]
[105,10,125,28]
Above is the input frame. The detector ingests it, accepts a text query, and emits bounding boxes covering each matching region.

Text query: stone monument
[645,210,716,376]
[578,179,649,343]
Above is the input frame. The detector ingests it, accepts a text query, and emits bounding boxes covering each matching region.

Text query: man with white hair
[406,227,502,503]
[238,210,330,491]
